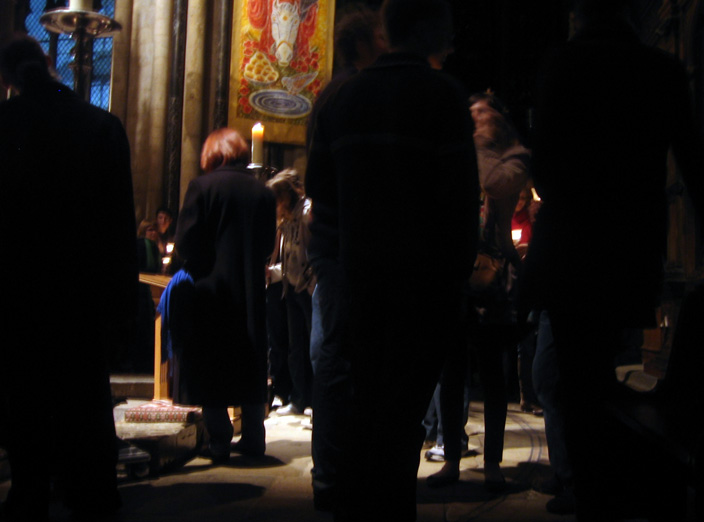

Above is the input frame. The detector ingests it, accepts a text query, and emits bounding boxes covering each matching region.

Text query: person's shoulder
[57,92,126,136]
[206,166,270,192]
[0,95,20,111]
[77,97,123,126]
[318,67,357,97]
[355,53,467,97]
[0,92,33,118]
[0,96,18,123]
[197,166,239,187]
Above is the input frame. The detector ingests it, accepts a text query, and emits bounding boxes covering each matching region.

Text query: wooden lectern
[138,273,172,400]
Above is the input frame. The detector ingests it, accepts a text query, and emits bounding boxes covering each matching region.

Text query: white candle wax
[70,0,94,11]
[251,123,264,165]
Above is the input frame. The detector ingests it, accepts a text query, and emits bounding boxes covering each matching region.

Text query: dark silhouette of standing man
[306,0,478,520]
[0,36,137,521]
[305,4,387,512]
[524,1,704,519]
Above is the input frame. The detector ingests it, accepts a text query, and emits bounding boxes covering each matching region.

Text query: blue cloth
[157,269,194,363]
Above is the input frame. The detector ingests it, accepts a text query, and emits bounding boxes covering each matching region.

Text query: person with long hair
[427,91,530,490]
[266,170,316,417]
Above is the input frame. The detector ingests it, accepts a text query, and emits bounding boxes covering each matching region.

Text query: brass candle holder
[40,4,121,102]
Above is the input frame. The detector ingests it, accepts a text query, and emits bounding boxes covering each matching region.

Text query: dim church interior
[1,0,703,520]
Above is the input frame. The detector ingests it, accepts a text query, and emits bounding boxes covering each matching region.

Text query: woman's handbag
[468,251,505,291]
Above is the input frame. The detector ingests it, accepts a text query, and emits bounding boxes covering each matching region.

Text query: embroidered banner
[230,0,335,146]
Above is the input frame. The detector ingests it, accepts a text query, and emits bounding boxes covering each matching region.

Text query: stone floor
[1,401,575,522]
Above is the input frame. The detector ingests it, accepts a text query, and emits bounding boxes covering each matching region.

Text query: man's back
[0,81,137,321]
[309,52,477,286]
[176,166,276,305]
[527,20,703,322]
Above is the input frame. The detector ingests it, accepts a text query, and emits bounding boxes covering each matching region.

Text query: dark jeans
[517,324,539,406]
[335,281,462,522]
[286,288,313,411]
[266,282,291,402]
[441,323,509,463]
[532,311,571,484]
[424,377,470,450]
[423,383,442,443]
[309,260,351,496]
[547,309,639,521]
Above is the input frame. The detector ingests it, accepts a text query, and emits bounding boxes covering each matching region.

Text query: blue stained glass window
[25,0,116,109]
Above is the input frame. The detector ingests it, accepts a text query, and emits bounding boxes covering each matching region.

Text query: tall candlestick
[70,0,94,11]
[251,123,264,166]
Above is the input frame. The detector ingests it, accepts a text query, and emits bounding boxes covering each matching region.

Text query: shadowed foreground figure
[524,1,704,519]
[306,0,478,519]
[0,35,138,521]
[305,4,387,512]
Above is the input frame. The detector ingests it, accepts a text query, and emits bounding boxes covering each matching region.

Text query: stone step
[114,400,204,477]
[110,373,154,401]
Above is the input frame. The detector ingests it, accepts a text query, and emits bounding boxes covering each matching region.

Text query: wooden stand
[138,273,172,400]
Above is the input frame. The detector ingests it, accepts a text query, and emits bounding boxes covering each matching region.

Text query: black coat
[0,81,138,328]
[175,165,276,406]
[0,80,137,510]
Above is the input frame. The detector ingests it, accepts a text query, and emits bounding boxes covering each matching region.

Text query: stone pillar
[125,0,173,224]
[213,0,233,130]
[164,0,189,215]
[180,0,207,208]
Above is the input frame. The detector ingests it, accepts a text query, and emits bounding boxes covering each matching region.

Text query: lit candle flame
[512,229,522,245]
[251,123,264,166]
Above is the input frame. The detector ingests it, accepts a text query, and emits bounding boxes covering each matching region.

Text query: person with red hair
[174,127,276,461]
[198,127,250,173]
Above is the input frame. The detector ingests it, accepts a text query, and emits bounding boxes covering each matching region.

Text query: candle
[512,229,522,245]
[70,0,94,11]
[251,123,264,166]
[531,187,541,202]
